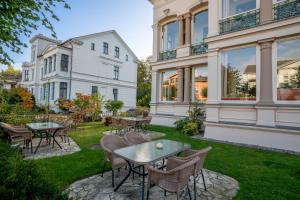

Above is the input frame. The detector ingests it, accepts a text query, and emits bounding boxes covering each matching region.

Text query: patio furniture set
[110,116,152,135]
[0,119,72,154]
[101,131,212,200]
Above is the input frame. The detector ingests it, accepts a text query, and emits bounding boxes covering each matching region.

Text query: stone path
[66,167,239,200]
[23,137,80,160]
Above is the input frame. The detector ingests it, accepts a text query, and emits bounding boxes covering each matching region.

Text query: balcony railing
[191,43,208,56]
[159,49,177,61]
[273,0,300,21]
[219,9,260,34]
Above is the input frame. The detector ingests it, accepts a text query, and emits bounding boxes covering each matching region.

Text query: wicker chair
[124,132,149,145]
[175,146,212,199]
[0,122,33,153]
[147,156,200,200]
[56,119,73,145]
[100,134,128,187]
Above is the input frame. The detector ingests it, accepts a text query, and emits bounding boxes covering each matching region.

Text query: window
[193,11,208,44]
[126,54,129,61]
[222,0,256,18]
[114,66,119,80]
[103,42,108,55]
[24,70,29,81]
[61,54,69,72]
[44,59,48,74]
[31,88,34,94]
[194,66,208,102]
[91,42,95,51]
[115,47,120,58]
[221,46,257,101]
[277,38,300,101]
[161,70,178,101]
[51,82,55,100]
[92,86,98,95]
[162,21,179,51]
[49,57,53,73]
[53,54,56,71]
[59,82,68,99]
[113,88,118,101]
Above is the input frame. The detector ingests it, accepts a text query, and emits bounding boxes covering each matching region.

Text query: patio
[66,167,239,200]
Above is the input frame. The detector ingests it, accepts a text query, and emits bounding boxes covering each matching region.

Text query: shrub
[105,100,124,116]
[0,141,69,200]
[174,104,205,135]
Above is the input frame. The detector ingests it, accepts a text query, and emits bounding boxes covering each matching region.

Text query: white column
[152,24,160,62]
[206,49,220,122]
[151,70,159,104]
[208,0,220,37]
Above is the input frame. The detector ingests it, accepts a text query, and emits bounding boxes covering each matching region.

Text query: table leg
[34,131,43,154]
[52,129,62,149]
[114,160,132,192]
[141,165,145,200]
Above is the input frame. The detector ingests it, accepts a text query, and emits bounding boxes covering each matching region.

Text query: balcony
[273,0,300,21]
[219,9,260,34]
[191,43,208,56]
[159,49,177,61]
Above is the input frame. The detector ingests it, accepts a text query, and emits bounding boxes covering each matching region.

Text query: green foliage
[0,0,70,65]
[90,93,104,122]
[0,141,69,200]
[174,104,205,135]
[137,59,151,107]
[291,66,300,88]
[201,87,208,98]
[0,104,36,125]
[105,100,124,116]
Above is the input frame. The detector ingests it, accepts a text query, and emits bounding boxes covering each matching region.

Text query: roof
[71,30,139,61]
[30,34,59,44]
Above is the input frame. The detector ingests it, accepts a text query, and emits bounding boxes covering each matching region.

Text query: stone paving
[66,166,239,200]
[103,130,166,141]
[23,137,80,160]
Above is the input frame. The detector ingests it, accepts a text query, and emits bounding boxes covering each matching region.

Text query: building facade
[149,0,300,153]
[21,31,137,110]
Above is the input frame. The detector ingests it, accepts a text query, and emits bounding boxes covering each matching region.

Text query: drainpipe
[69,42,74,99]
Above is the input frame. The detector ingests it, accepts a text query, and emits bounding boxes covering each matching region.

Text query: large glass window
[222,0,256,18]
[193,11,208,44]
[61,54,69,72]
[162,21,179,51]
[221,46,257,101]
[194,66,208,102]
[277,38,300,101]
[161,70,178,101]
[59,82,68,99]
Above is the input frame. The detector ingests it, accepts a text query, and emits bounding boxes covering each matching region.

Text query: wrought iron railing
[191,42,208,55]
[273,0,300,21]
[219,9,260,34]
[159,49,177,61]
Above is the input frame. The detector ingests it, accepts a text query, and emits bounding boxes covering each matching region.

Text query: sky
[0,0,153,70]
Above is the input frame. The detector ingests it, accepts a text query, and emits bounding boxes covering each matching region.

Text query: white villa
[21,31,138,110]
[148,0,300,152]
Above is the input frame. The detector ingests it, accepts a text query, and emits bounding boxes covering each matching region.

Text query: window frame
[192,10,209,45]
[192,65,208,103]
[24,70,29,81]
[161,20,179,51]
[91,86,98,95]
[91,42,95,51]
[126,54,129,61]
[103,42,109,55]
[51,82,55,100]
[113,88,118,101]
[160,69,178,103]
[113,66,120,80]
[272,36,300,104]
[115,46,120,58]
[218,44,261,104]
[49,56,53,73]
[59,82,68,99]
[219,0,260,20]
[60,54,69,72]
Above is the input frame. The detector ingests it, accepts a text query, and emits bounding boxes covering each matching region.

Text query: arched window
[162,21,179,51]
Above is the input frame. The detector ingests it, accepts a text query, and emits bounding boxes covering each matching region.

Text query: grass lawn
[34,122,300,199]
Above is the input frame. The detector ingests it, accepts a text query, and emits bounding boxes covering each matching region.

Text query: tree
[0,0,70,65]
[291,66,300,88]
[0,65,21,79]
[137,59,152,107]
[105,100,124,116]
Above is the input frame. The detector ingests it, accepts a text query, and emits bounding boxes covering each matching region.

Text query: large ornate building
[148,0,300,153]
